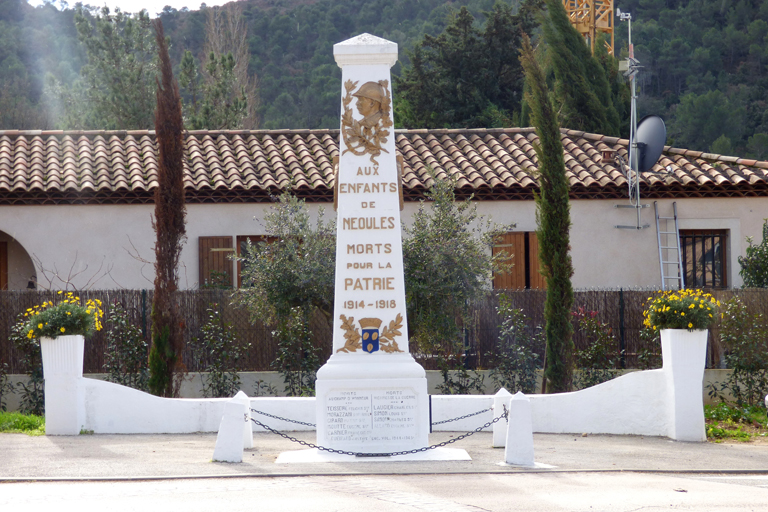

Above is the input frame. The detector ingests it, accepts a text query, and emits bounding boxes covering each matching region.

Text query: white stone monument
[314,33,429,455]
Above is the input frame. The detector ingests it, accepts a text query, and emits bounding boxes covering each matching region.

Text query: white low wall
[37,331,710,441]
[429,370,666,436]
[3,368,738,413]
[69,366,673,438]
[80,379,317,434]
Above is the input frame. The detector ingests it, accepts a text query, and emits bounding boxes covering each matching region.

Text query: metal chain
[251,404,508,458]
[430,407,492,426]
[252,406,492,429]
[251,408,317,428]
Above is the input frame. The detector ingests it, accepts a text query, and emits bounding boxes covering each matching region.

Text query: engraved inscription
[325,389,419,444]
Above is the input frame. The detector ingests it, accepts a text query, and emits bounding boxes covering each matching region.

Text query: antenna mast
[614,8,649,230]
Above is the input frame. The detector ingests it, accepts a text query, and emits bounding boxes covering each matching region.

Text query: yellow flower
[57,290,62,294]
[27,331,34,339]
[60,327,65,333]
[38,323,43,329]
[681,312,685,316]
[688,323,693,328]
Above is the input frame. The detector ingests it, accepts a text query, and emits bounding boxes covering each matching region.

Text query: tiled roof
[0,127,766,205]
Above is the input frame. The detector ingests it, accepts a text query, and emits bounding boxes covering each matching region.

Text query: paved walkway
[1,431,767,481]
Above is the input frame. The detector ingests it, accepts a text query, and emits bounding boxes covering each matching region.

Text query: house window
[198,236,234,288]
[680,230,728,288]
[492,232,545,289]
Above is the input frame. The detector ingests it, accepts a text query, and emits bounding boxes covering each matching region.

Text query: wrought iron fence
[1,288,766,374]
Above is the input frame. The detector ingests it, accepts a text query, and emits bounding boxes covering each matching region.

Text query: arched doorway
[0,231,36,290]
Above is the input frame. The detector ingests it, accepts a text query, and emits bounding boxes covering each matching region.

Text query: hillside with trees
[1,0,767,157]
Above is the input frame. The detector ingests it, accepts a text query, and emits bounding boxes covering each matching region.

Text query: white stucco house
[0,126,766,292]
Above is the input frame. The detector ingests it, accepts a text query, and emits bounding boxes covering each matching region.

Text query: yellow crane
[563,0,615,55]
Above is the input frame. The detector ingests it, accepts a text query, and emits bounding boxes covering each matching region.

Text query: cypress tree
[541,0,620,135]
[519,35,575,393]
[148,20,187,397]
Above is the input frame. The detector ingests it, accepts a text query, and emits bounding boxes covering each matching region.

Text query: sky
[28,0,233,17]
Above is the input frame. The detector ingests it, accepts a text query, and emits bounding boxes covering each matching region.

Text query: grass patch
[705,403,768,443]
[0,411,45,435]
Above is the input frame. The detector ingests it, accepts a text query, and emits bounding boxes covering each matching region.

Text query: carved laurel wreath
[341,79,393,166]
[337,313,403,354]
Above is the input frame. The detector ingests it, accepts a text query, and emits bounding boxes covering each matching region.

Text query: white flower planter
[661,329,708,442]
[40,335,85,379]
[40,335,85,435]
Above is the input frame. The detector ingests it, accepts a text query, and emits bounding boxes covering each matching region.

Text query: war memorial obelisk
[314,34,430,454]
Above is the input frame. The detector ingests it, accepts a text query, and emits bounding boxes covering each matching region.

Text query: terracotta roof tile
[0,127,765,204]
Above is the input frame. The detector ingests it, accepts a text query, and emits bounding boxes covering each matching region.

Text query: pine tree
[520,35,575,393]
[57,6,158,129]
[395,1,542,129]
[148,19,187,398]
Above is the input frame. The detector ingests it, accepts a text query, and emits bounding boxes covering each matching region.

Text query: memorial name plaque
[326,388,419,444]
[315,33,429,454]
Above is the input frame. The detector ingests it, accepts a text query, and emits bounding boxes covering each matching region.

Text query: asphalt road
[2,431,768,511]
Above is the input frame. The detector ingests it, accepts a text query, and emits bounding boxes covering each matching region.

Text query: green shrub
[0,411,45,435]
[190,304,250,397]
[709,298,768,407]
[573,308,621,389]
[486,295,542,394]
[272,307,321,397]
[636,326,662,370]
[436,364,485,395]
[103,301,150,392]
[10,314,44,416]
[739,219,768,287]
[0,362,9,412]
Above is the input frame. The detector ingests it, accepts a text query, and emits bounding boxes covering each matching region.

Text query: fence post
[141,289,148,341]
[619,288,626,369]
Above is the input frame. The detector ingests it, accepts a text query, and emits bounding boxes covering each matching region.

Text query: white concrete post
[41,335,85,435]
[213,400,248,463]
[504,391,535,466]
[661,329,707,442]
[231,390,253,449]
[492,388,512,447]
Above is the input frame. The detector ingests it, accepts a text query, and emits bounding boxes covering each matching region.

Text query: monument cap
[333,33,397,67]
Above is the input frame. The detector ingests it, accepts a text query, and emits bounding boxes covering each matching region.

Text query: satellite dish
[635,115,666,172]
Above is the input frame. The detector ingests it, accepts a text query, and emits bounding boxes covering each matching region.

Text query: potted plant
[644,289,720,441]
[643,288,720,365]
[23,291,104,379]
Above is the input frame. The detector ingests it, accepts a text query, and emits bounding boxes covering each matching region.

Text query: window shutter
[198,236,234,288]
[493,232,527,289]
[0,242,7,290]
[528,233,547,290]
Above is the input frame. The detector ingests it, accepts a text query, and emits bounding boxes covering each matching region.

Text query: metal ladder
[654,201,685,290]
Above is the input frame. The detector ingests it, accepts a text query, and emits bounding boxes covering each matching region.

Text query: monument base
[316,354,429,454]
[276,447,470,463]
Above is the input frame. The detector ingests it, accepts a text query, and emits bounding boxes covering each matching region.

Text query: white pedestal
[41,335,85,435]
[661,329,707,442]
[316,355,429,454]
